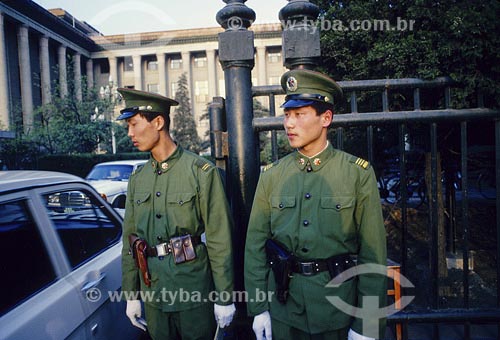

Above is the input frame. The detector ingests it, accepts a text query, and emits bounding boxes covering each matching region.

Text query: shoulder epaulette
[195,158,212,172]
[350,156,370,170]
[262,160,279,172]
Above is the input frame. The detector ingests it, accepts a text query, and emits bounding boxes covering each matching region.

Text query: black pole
[216,0,259,320]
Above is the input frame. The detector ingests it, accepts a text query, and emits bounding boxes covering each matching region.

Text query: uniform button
[157,170,162,175]
[303,220,310,226]
[157,236,163,241]
[156,192,161,197]
[336,204,341,209]
[156,214,162,219]
[301,247,309,253]
[278,203,284,209]
[306,166,312,172]
[305,193,311,199]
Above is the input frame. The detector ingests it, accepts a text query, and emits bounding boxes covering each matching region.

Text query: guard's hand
[126,300,146,331]
[348,328,375,340]
[214,303,236,328]
[252,311,272,340]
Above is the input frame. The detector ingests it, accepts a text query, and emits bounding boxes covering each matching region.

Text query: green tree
[31,61,113,154]
[313,0,500,107]
[172,73,202,153]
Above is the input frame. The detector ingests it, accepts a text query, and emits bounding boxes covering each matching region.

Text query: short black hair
[139,111,171,131]
[310,101,334,116]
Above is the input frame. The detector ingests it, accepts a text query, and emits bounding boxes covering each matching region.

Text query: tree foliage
[313,0,500,107]
[172,73,202,153]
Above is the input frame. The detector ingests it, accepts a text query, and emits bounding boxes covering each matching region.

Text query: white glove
[252,311,272,340]
[126,300,146,331]
[214,303,236,328]
[348,328,375,340]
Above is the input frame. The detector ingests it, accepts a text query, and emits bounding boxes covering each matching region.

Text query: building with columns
[0,0,284,140]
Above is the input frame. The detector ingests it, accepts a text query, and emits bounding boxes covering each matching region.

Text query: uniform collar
[150,146,183,174]
[294,142,334,172]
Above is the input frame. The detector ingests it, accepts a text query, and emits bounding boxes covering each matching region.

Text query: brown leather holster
[128,234,151,287]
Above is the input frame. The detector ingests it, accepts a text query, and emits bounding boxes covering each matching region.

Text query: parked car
[0,171,141,340]
[85,160,147,208]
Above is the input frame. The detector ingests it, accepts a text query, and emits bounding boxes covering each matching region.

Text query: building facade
[0,0,284,140]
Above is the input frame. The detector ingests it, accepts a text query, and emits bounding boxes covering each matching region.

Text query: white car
[85,160,147,208]
[0,171,141,339]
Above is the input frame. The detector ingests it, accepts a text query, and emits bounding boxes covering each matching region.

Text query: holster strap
[146,236,202,257]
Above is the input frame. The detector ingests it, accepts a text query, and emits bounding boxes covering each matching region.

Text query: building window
[171,82,177,96]
[268,51,281,63]
[218,79,225,98]
[195,81,209,103]
[124,56,134,72]
[170,58,182,69]
[147,84,159,93]
[268,76,280,85]
[194,57,207,68]
[147,60,158,71]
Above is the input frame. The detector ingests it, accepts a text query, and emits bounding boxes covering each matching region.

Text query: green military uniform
[118,88,234,339]
[121,148,234,336]
[244,70,387,339]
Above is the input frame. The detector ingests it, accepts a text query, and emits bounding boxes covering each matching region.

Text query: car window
[86,165,134,181]
[0,200,56,316]
[43,190,121,269]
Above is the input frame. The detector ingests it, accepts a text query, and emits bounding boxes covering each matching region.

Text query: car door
[0,190,88,340]
[38,184,139,339]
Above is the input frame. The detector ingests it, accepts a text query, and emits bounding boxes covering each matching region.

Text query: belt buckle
[301,262,315,276]
[155,242,169,257]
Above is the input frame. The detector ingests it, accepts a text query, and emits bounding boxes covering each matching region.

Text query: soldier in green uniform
[117,88,235,339]
[244,70,387,340]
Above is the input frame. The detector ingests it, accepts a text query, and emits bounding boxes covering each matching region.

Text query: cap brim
[116,110,138,120]
[280,99,316,109]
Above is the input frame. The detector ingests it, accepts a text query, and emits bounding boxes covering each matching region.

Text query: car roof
[91,160,148,166]
[0,171,86,194]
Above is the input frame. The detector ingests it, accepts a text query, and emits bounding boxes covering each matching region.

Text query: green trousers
[272,318,349,340]
[144,302,216,340]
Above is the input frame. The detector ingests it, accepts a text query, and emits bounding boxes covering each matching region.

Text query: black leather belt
[146,236,202,257]
[291,254,355,277]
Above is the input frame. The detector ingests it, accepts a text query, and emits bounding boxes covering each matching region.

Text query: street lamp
[99,76,117,154]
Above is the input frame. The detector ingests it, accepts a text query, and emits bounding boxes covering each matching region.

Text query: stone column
[18,24,33,130]
[86,58,94,89]
[73,53,82,101]
[58,45,67,97]
[256,46,267,86]
[156,52,166,96]
[206,49,217,99]
[132,55,142,90]
[39,36,51,105]
[108,56,117,88]
[0,13,10,128]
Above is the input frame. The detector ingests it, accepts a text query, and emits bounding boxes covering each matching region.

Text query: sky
[33,0,285,35]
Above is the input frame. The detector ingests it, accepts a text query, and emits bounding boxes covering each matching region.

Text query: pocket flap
[134,192,151,205]
[321,196,355,211]
[271,196,296,210]
[167,193,196,206]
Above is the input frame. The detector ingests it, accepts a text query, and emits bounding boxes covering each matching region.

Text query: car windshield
[86,164,134,181]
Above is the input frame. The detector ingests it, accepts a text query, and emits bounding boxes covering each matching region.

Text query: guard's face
[126,114,161,152]
[283,106,332,155]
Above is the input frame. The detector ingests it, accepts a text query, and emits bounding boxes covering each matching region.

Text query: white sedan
[85,160,147,208]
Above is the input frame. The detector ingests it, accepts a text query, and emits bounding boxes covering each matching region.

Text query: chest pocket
[134,192,151,206]
[270,196,296,232]
[320,196,356,238]
[166,193,197,230]
[167,193,196,207]
[271,196,296,210]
